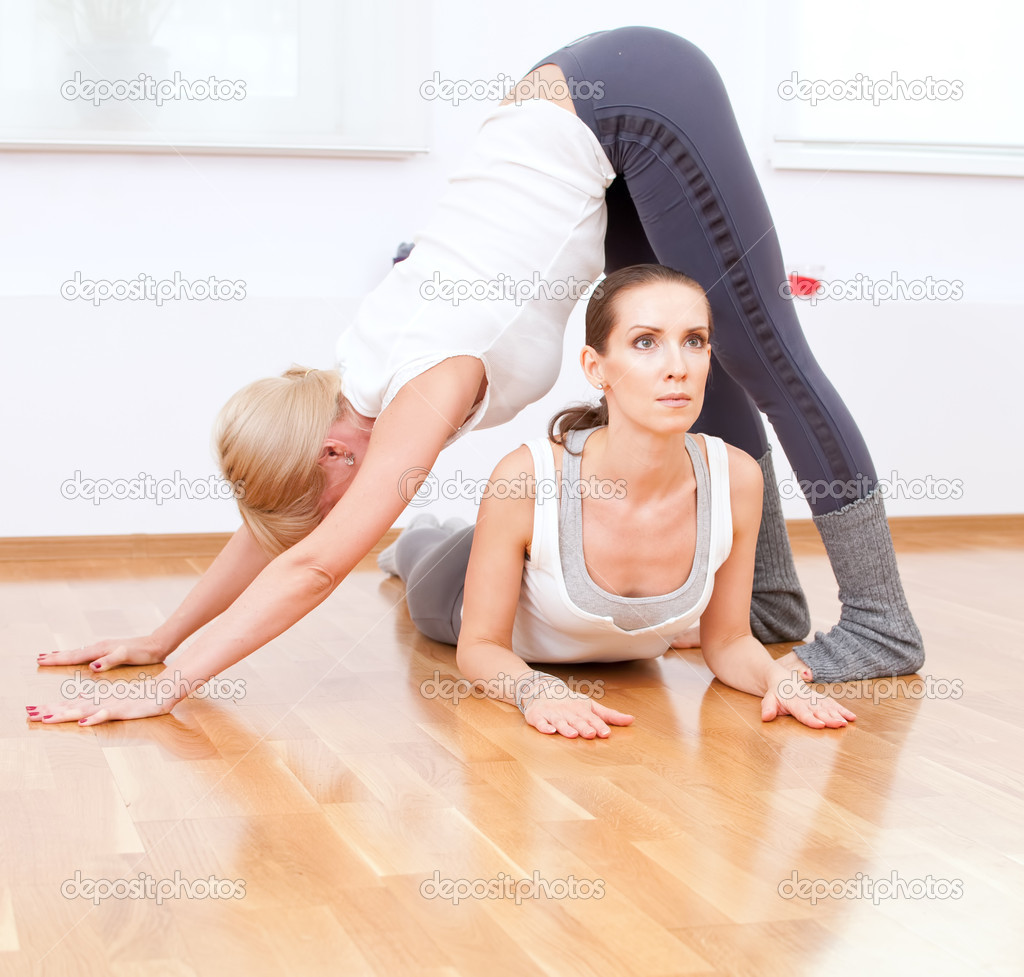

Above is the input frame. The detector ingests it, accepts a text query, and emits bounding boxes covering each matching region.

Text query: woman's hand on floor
[26,676,180,726]
[523,688,635,739]
[36,635,170,672]
[761,670,856,729]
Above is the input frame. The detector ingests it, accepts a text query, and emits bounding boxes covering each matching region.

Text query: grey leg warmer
[377,514,440,577]
[381,522,475,646]
[750,448,811,643]
[795,489,925,682]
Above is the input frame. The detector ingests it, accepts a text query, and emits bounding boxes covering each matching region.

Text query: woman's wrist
[764,658,802,696]
[144,628,178,662]
[513,670,572,715]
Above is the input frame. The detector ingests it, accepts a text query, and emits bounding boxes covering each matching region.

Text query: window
[767,0,1024,176]
[0,0,431,156]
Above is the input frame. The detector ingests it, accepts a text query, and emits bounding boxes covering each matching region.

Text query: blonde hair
[213,365,347,557]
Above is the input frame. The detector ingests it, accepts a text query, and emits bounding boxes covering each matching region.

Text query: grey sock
[377,538,402,576]
[750,448,811,643]
[377,513,441,577]
[796,488,924,682]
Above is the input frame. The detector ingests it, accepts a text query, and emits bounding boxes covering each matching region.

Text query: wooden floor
[3,525,1023,977]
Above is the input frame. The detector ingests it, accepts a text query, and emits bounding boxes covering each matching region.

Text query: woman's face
[584,280,712,433]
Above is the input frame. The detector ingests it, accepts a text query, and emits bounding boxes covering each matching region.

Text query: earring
[344,453,355,466]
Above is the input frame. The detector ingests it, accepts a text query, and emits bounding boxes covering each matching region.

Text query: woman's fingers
[777,695,826,728]
[813,699,856,727]
[764,689,829,728]
[27,680,174,726]
[525,698,621,739]
[36,646,100,667]
[532,716,559,734]
[573,718,606,738]
[791,695,850,729]
[590,702,635,726]
[26,699,93,724]
[553,719,580,738]
[88,643,131,673]
[78,709,112,727]
[36,637,167,671]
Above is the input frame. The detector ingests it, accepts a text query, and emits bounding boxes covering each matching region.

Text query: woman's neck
[580,420,696,503]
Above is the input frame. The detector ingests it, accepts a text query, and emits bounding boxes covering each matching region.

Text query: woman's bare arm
[456,446,634,738]
[697,443,855,728]
[36,523,272,671]
[455,446,542,695]
[27,356,485,725]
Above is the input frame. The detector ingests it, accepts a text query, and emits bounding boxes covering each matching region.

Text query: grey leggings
[396,525,475,645]
[527,27,875,515]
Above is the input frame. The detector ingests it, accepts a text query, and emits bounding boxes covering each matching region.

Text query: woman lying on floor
[380,264,856,738]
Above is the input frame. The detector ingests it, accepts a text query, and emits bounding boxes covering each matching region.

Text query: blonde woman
[29,27,920,726]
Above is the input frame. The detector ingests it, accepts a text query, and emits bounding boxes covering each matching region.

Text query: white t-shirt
[335,97,617,445]
[510,434,734,663]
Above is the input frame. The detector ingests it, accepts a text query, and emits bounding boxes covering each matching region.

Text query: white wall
[1,0,1021,539]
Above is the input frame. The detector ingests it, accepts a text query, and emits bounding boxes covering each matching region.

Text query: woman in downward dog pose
[380,264,856,737]
[29,26,917,726]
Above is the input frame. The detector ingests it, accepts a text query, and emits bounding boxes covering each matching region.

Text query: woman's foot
[795,491,924,682]
[668,623,701,649]
[377,514,441,576]
[750,448,811,643]
[775,649,813,682]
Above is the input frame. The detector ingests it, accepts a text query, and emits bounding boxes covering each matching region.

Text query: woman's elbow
[454,637,474,677]
[278,552,341,599]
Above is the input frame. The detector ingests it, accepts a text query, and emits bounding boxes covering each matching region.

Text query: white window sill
[0,139,430,158]
[770,140,1024,178]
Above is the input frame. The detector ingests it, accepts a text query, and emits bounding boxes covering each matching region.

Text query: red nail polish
[42,715,53,719]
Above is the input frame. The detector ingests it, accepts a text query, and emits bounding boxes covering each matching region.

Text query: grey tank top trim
[557,426,712,632]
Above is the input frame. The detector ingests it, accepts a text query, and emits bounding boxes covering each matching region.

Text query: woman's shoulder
[716,440,762,529]
[490,442,538,482]
[488,436,565,505]
[692,434,759,484]
[724,440,760,480]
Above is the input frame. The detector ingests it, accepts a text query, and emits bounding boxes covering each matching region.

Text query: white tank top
[510,433,734,664]
[335,98,616,445]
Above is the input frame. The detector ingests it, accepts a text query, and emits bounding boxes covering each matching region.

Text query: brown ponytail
[548,263,712,453]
